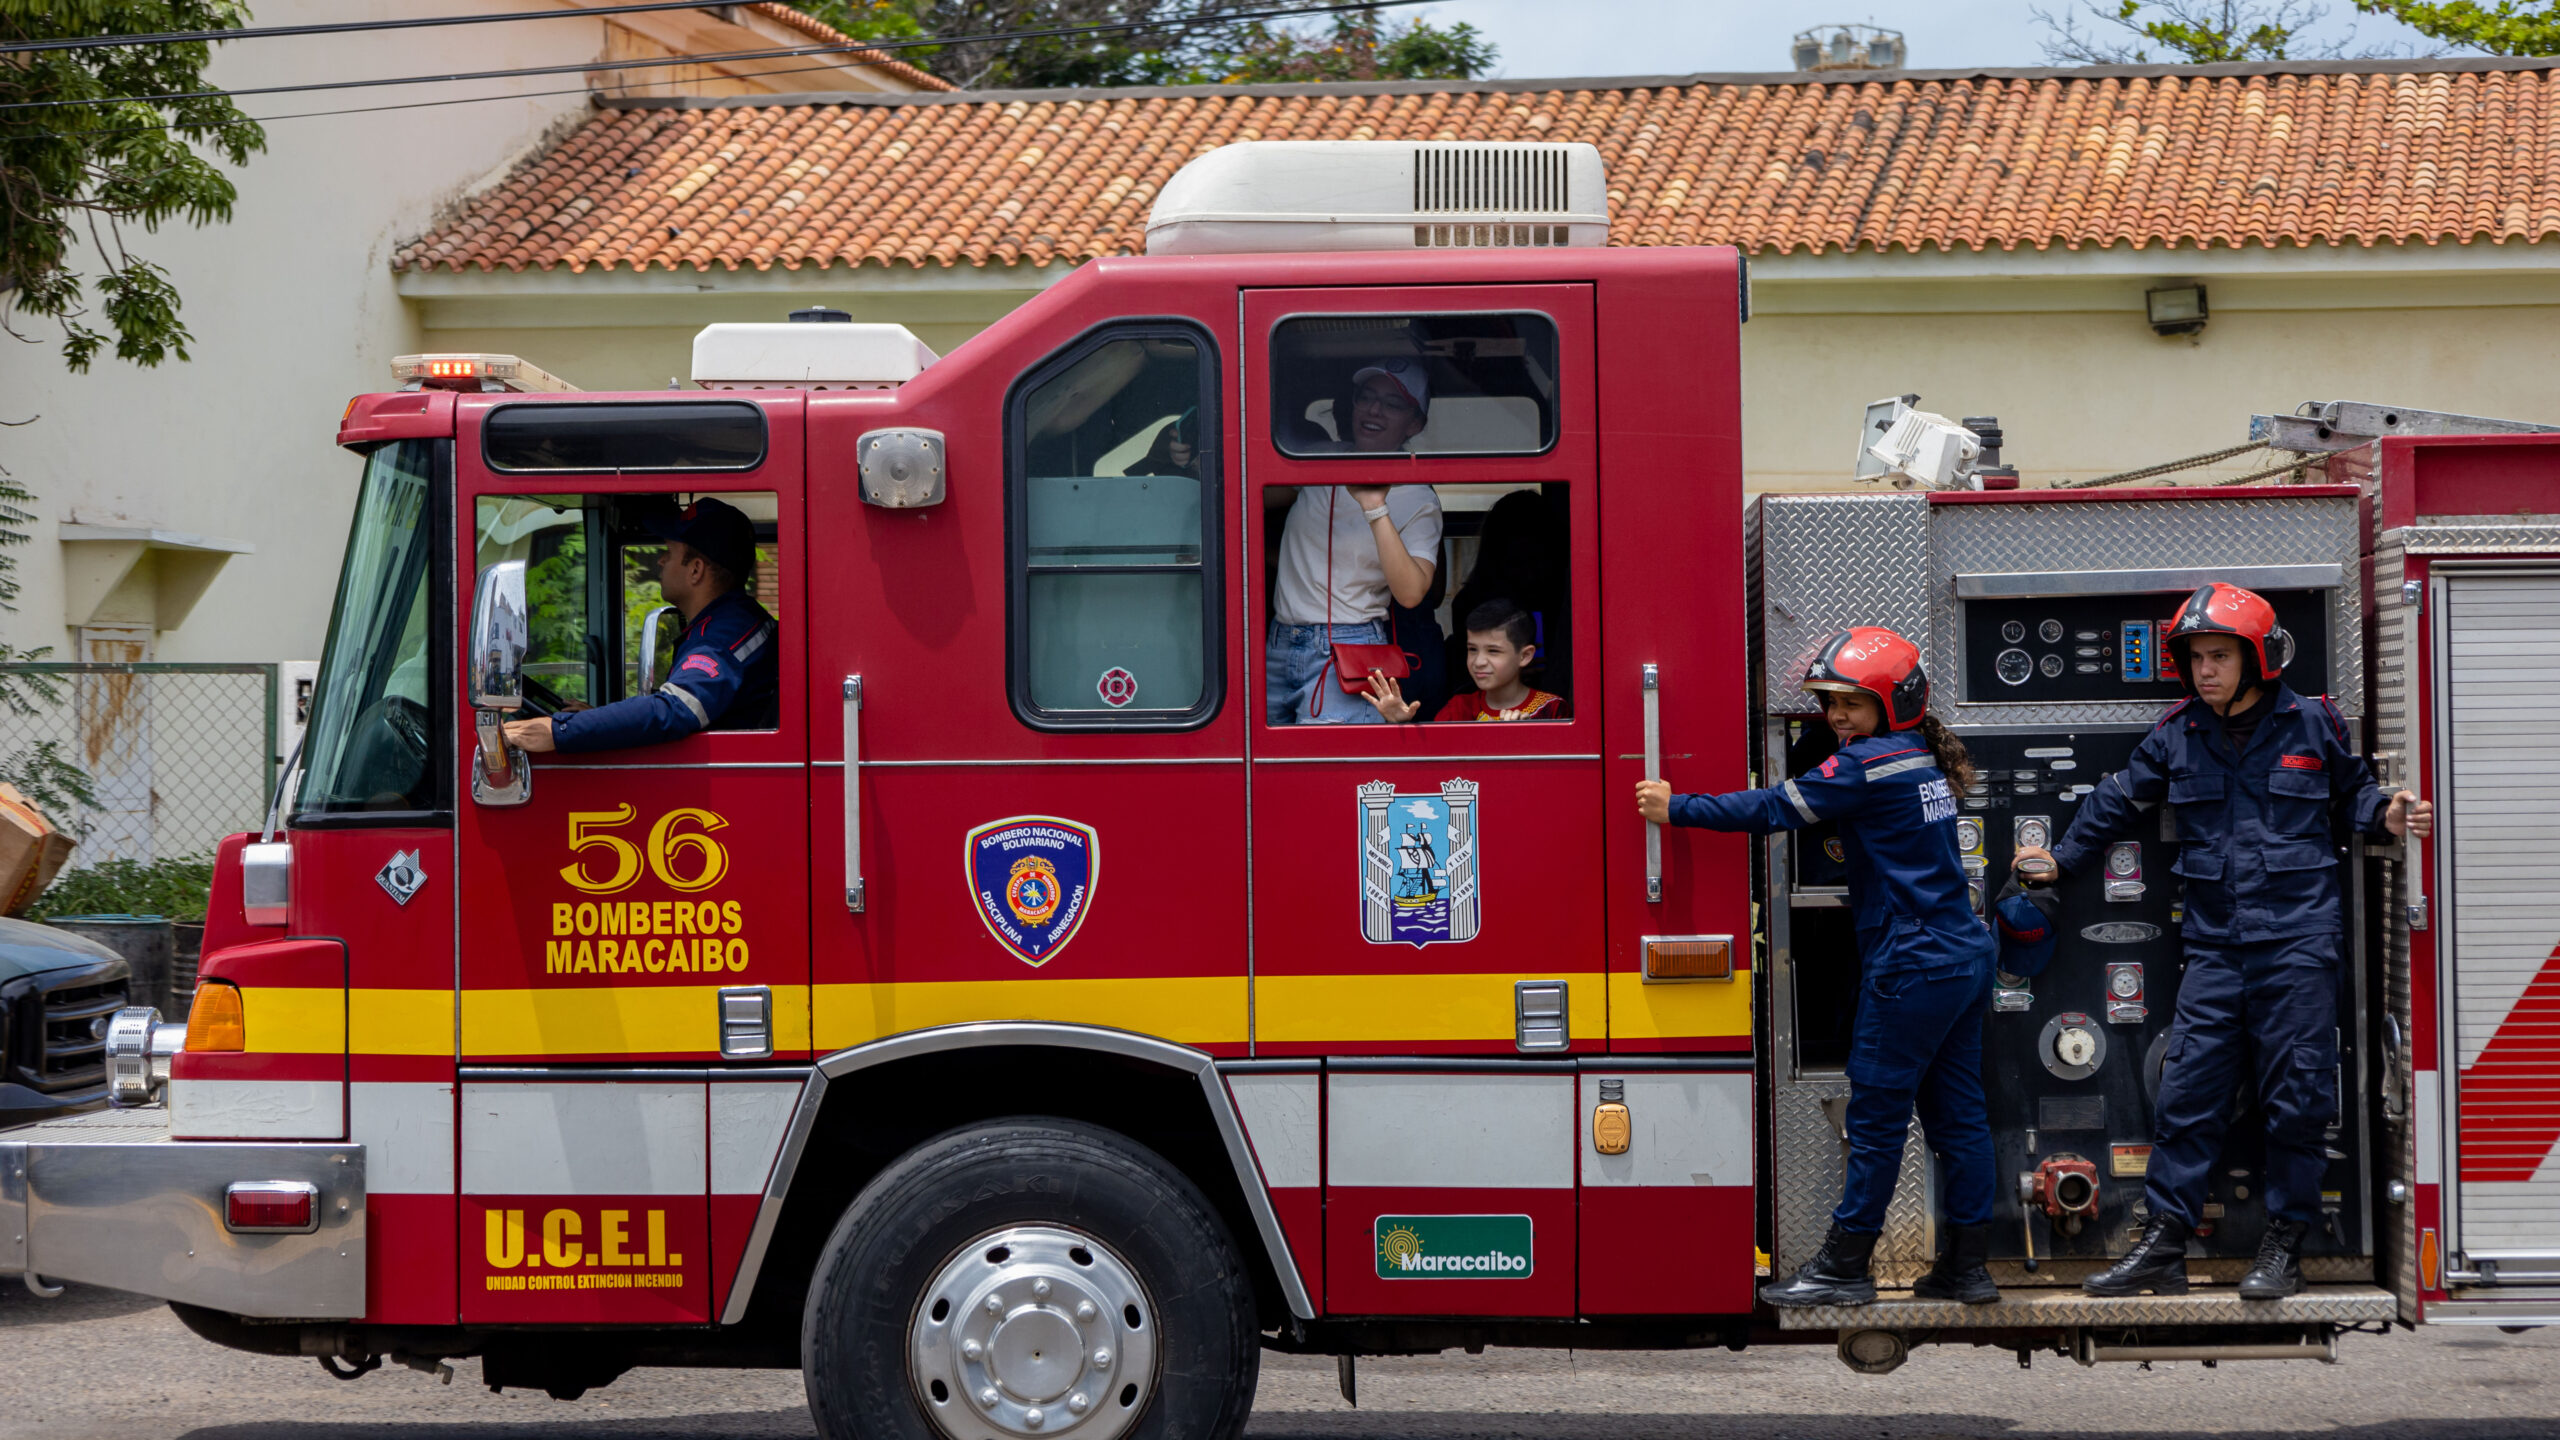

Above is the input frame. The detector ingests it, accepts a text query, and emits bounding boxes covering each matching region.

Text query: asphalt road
[5,1280,2554,1440]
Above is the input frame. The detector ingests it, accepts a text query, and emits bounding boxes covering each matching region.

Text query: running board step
[1773,1282,2395,1329]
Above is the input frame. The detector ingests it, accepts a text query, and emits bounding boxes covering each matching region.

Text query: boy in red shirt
[1366,599,1567,722]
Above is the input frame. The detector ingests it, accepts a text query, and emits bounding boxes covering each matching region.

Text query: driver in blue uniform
[502,498,779,753]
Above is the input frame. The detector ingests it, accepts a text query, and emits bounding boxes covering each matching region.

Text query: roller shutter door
[2443,571,2560,1260]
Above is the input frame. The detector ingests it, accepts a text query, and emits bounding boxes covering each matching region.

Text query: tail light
[225,1181,319,1234]
[1642,935,1734,981]
[187,982,246,1051]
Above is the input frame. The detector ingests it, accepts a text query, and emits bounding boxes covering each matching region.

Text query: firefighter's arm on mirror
[1635,756,1864,833]
[502,647,745,755]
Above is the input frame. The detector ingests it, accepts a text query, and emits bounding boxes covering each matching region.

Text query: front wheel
[803,1118,1259,1440]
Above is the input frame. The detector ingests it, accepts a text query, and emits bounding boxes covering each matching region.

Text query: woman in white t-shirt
[1266,359,1443,725]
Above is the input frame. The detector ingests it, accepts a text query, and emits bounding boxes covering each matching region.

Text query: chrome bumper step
[1774,1282,2397,1329]
[0,1107,365,1318]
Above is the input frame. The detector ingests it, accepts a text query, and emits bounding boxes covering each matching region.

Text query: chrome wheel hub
[911,1226,1155,1440]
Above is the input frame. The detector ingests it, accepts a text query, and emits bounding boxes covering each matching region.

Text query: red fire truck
[5,143,2555,1430]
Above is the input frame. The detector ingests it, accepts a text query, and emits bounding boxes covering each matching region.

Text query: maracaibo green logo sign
[1373,1214,1534,1278]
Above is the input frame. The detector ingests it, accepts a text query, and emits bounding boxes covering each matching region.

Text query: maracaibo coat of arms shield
[966,816,1099,966]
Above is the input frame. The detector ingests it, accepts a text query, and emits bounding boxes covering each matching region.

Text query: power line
[0,2,763,56]
[4,1,1442,140]
[0,0,1433,113]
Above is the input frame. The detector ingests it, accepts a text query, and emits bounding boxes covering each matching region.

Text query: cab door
[451,394,810,1325]
[1240,285,1598,1318]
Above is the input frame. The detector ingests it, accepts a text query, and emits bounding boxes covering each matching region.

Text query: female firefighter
[1636,627,1999,1307]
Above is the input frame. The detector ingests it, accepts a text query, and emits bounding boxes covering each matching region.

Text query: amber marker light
[1642,936,1734,981]
[187,981,246,1051]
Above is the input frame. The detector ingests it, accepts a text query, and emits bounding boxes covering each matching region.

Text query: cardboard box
[0,784,77,916]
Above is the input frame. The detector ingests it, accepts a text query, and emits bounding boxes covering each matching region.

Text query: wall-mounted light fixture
[2145,283,2209,337]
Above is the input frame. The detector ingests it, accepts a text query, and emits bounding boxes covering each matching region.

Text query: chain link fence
[0,664,280,867]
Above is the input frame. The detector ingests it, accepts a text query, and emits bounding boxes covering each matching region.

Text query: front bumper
[0,1107,364,1317]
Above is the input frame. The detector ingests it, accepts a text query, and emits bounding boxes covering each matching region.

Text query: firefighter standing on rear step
[1640,628,2003,1309]
[502,498,780,754]
[2015,583,2433,1302]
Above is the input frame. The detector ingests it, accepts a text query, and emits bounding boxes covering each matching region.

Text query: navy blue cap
[644,496,757,582]
[1993,885,2061,979]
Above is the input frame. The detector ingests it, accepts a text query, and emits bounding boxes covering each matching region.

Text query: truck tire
[803,1117,1259,1440]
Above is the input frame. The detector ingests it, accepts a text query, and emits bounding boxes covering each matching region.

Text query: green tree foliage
[26,850,214,921]
[2351,0,2560,52]
[2033,0,2364,61]
[792,1,1496,89]
[0,0,265,372]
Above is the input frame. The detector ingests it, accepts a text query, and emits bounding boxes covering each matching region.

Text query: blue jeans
[1266,621,1389,725]
[2145,933,2341,1226]
[1837,961,1996,1233]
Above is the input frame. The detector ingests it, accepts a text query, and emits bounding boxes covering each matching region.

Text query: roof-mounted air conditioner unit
[691,317,939,390]
[1145,141,1609,257]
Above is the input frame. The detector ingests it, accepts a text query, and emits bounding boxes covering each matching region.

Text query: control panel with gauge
[1962,590,2332,704]
[1955,724,2367,1273]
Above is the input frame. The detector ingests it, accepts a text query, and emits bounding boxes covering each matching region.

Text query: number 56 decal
[561,804,732,895]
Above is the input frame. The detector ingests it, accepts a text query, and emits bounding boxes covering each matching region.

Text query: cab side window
[1270,313,1558,458]
[473,491,781,727]
[1007,324,1222,729]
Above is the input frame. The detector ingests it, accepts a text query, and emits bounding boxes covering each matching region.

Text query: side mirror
[470,560,529,709]
[469,560,531,807]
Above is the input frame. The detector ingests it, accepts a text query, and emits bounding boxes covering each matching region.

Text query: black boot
[2239,1219,2308,1300]
[1911,1223,2000,1304]
[2082,1214,2192,1297]
[1760,1224,1878,1308]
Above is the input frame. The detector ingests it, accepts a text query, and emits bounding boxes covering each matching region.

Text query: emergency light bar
[391,352,578,394]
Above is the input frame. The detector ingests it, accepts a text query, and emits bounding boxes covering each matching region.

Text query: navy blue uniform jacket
[1669,731,1991,977]
[552,589,779,753]
[2050,684,2391,942]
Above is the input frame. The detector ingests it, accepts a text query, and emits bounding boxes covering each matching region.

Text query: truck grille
[6,959,130,1095]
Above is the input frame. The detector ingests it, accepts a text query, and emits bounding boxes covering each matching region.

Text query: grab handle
[843,675,864,912]
[1643,663,1663,903]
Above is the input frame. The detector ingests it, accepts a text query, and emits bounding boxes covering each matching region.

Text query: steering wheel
[340,695,430,807]
[518,673,574,718]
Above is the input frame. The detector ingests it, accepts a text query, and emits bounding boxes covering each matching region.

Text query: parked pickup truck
[0,919,131,1127]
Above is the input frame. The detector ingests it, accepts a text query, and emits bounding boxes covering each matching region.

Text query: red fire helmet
[1801,626,1930,731]
[2166,582,2294,685]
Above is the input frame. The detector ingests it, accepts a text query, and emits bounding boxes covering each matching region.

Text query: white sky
[1413,0,2453,79]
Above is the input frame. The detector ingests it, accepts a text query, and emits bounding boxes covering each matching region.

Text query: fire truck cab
[3,140,2551,1430]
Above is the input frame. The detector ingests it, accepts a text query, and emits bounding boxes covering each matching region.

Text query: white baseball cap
[1350,358,1429,415]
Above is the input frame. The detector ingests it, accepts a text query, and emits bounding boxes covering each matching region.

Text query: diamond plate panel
[1931,493,2364,726]
[1767,1078,1937,1278]
[2396,521,2560,555]
[1772,1282,2397,1330]
[2372,533,2421,1324]
[1757,494,1931,715]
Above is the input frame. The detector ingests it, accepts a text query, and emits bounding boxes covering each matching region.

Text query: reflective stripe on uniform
[1865,755,1934,780]
[1783,779,1820,824]
[729,621,773,665]
[658,681,711,727]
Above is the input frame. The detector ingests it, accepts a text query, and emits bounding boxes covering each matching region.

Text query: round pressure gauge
[2107,844,2140,878]
[2109,967,2144,1000]
[2039,618,2066,644]
[2040,653,2065,678]
[1997,648,2034,686]
[1955,818,1983,851]
[2001,619,2027,644]
[2055,1026,2099,1068]
[2016,817,2052,850]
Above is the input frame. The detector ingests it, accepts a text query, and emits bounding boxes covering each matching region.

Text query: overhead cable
[0,1,754,55]
[0,0,1434,113]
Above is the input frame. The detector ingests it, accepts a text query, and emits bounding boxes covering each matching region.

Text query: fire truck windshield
[299,439,446,816]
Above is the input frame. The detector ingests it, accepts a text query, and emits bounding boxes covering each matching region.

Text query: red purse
[1331,642,1412,695]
